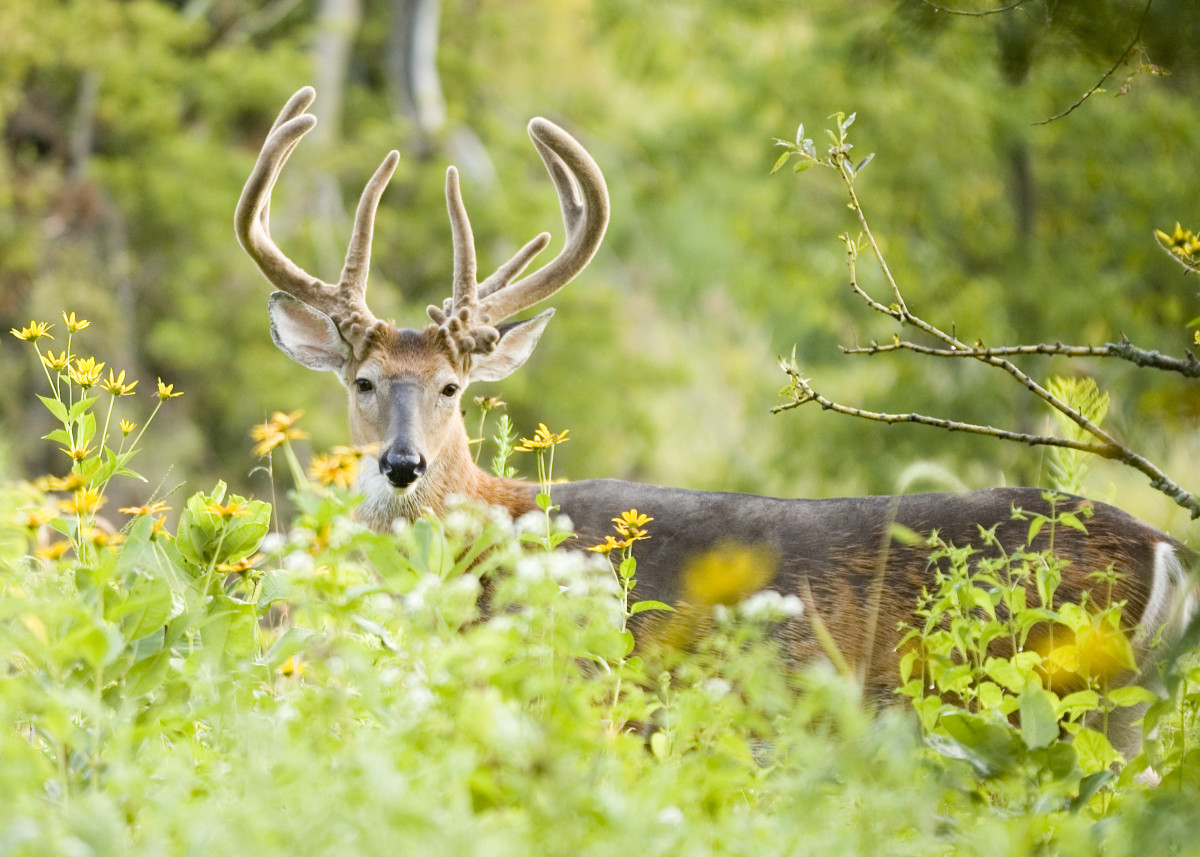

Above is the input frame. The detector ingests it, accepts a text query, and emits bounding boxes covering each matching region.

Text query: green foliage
[1046,376,1110,495]
[2,314,1200,853]
[896,499,1162,815]
[6,463,1200,854]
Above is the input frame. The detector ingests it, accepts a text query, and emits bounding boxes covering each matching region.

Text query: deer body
[237,88,1194,753]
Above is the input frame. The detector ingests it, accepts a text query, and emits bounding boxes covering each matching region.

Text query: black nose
[380,447,426,488]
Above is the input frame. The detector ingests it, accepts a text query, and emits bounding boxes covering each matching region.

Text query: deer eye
[440,383,460,398]
[354,378,374,394]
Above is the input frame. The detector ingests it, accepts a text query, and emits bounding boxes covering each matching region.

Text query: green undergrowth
[3,315,1200,855]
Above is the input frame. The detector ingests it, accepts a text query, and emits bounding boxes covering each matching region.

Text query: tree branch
[1034,0,1154,126]
[918,0,1036,17]
[842,338,1200,378]
[772,117,1198,519]
[774,359,1200,518]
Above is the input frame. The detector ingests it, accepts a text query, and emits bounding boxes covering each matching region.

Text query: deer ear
[468,308,554,383]
[267,291,351,372]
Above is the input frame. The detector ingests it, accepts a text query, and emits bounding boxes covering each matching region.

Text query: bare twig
[918,0,1036,17]
[773,117,1198,518]
[1034,0,1154,126]
[842,339,1200,378]
[773,361,1114,456]
[774,360,1200,518]
[837,227,1118,455]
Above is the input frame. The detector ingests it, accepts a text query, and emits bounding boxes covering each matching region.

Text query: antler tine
[236,87,392,358]
[438,165,553,313]
[444,166,478,310]
[475,117,609,324]
[338,149,400,296]
[235,94,326,307]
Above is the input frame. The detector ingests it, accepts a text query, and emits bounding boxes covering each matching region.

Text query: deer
[236,87,1196,754]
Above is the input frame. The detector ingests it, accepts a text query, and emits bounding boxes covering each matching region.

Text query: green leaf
[984,656,1027,692]
[619,629,635,657]
[1019,683,1060,750]
[65,395,98,424]
[629,600,674,615]
[937,711,1023,776]
[198,594,257,661]
[1058,512,1089,533]
[1070,769,1116,812]
[889,523,924,546]
[76,410,97,449]
[37,394,69,423]
[43,427,73,446]
[264,627,315,671]
[257,571,293,610]
[175,486,271,568]
[122,644,171,699]
[929,713,1019,777]
[1056,689,1101,720]
[109,575,175,641]
[1073,727,1122,773]
[1106,685,1159,708]
[649,731,670,761]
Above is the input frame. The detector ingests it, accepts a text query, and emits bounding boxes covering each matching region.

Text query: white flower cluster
[714,589,805,625]
[514,509,574,536]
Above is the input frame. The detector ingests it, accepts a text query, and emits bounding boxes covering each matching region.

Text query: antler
[427,117,610,360]
[235,86,397,358]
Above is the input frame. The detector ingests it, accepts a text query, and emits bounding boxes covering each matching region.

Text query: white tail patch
[1137,540,1198,649]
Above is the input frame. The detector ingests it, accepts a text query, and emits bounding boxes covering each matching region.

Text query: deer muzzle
[380,445,426,489]
[378,383,428,490]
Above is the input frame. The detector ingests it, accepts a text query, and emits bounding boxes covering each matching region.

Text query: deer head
[235,87,609,522]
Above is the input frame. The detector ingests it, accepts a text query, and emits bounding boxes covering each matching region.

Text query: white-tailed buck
[237,87,1195,750]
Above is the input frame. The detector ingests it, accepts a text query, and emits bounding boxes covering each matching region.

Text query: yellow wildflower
[156,378,183,400]
[516,423,570,451]
[587,534,627,555]
[61,488,106,516]
[38,540,72,561]
[309,447,360,488]
[205,500,248,519]
[39,473,85,493]
[64,442,95,462]
[218,553,263,574]
[62,312,90,333]
[101,368,138,396]
[85,527,124,549]
[24,507,57,530]
[69,356,104,389]
[120,500,172,518]
[474,396,506,411]
[11,321,53,342]
[1156,223,1200,269]
[41,350,70,373]
[612,509,653,542]
[251,410,308,457]
[120,419,136,436]
[681,542,777,607]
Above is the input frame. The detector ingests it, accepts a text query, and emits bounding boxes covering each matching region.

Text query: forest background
[1,0,1197,538]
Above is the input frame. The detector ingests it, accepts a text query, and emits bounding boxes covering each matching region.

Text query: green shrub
[4,314,1200,856]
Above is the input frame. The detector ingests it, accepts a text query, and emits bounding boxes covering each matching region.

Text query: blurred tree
[0,0,1194,526]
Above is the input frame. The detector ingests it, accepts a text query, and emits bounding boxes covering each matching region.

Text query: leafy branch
[772,117,1199,518]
